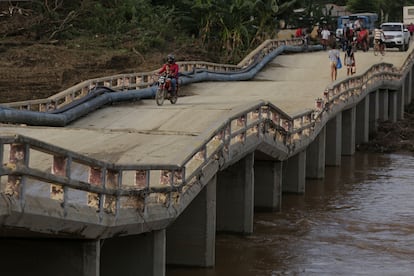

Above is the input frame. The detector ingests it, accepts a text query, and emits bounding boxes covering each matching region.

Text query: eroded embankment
[358,102,414,153]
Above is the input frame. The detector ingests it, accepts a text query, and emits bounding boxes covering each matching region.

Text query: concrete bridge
[1,38,413,275]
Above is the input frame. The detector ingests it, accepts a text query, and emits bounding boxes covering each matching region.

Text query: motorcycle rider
[158,54,179,94]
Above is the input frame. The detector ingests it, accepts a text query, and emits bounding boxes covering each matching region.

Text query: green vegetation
[2,0,414,63]
[1,0,301,63]
[347,0,414,22]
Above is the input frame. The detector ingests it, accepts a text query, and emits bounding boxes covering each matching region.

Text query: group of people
[160,24,388,90]
[327,25,387,82]
[340,20,370,52]
[328,43,355,82]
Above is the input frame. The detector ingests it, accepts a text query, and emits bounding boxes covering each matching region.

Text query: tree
[347,0,379,13]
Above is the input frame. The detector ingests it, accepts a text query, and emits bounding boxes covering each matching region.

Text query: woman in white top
[321,26,330,50]
[328,42,340,81]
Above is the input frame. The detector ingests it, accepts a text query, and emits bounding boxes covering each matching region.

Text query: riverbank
[357,102,414,153]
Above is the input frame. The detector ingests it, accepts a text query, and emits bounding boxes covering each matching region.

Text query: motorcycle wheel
[156,87,165,106]
[170,90,178,104]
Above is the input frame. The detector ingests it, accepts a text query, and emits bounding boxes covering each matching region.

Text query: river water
[167,152,414,276]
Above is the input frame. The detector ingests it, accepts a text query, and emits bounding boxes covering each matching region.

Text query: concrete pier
[397,87,405,120]
[341,107,356,156]
[378,89,389,121]
[216,153,254,234]
[404,71,412,107]
[101,230,166,276]
[282,150,306,193]
[166,176,216,267]
[369,90,379,136]
[389,89,398,122]
[254,160,283,211]
[306,127,326,179]
[0,238,100,276]
[325,114,342,166]
[409,69,413,103]
[356,96,370,145]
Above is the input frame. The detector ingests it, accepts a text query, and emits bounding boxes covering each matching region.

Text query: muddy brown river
[167,152,414,275]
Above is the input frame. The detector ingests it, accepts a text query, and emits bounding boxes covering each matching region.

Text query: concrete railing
[0,60,410,226]
[1,39,303,112]
[0,102,293,219]
[1,39,413,237]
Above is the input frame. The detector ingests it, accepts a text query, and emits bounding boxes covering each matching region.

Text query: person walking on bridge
[321,26,330,50]
[328,42,340,81]
[344,45,356,76]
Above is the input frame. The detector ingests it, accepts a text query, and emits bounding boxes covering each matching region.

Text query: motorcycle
[155,74,178,106]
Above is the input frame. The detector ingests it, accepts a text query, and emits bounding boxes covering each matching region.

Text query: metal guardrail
[0,38,413,229]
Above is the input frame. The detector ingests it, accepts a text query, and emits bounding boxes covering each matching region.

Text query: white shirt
[321,29,330,40]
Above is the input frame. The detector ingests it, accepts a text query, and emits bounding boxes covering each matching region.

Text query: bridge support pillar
[217,153,254,234]
[0,238,100,276]
[100,230,165,276]
[326,113,342,166]
[389,90,398,123]
[341,107,356,156]
[369,90,379,136]
[166,175,216,267]
[254,160,282,211]
[405,70,412,105]
[378,89,389,122]
[397,86,405,120]
[356,95,369,145]
[409,68,414,104]
[306,126,326,179]
[282,150,306,194]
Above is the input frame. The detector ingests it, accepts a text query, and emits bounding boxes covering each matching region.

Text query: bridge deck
[1,47,410,167]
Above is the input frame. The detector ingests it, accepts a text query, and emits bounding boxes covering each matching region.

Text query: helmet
[167,54,175,64]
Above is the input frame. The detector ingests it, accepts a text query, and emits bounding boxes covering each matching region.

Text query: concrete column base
[0,238,100,276]
[217,153,254,234]
[326,113,342,166]
[166,176,216,267]
[282,150,306,194]
[342,107,356,156]
[389,90,398,123]
[254,160,282,212]
[397,86,405,120]
[409,68,413,104]
[378,89,389,122]
[101,230,166,276]
[306,127,326,179]
[356,96,369,145]
[369,90,379,136]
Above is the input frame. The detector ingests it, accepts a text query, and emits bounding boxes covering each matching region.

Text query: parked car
[380,22,410,51]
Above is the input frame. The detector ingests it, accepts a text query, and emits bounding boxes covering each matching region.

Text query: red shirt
[159,63,179,78]
[358,29,368,40]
